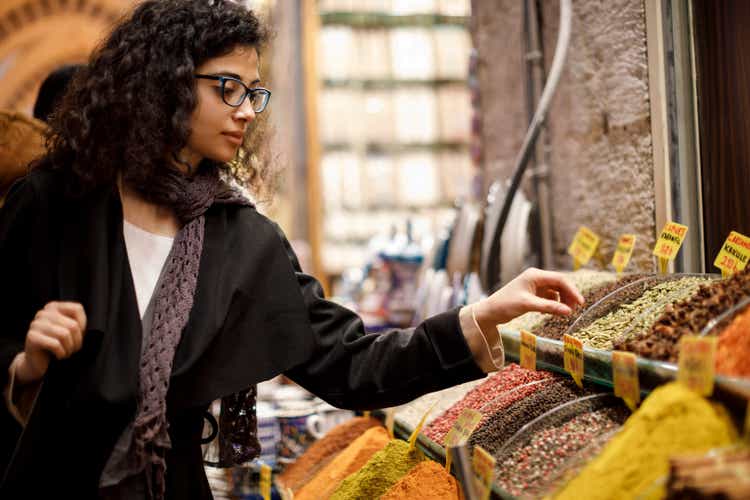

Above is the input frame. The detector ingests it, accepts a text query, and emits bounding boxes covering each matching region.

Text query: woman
[0,1,582,498]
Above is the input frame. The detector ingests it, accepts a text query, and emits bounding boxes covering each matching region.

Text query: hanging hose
[486,0,572,291]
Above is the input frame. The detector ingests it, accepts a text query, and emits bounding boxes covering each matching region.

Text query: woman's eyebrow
[211,71,261,85]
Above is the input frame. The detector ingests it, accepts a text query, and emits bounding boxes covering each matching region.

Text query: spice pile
[381,460,462,500]
[617,268,750,362]
[534,273,650,340]
[714,302,750,377]
[276,416,381,492]
[395,377,486,430]
[423,364,555,445]
[666,449,750,499]
[294,426,389,500]
[554,382,737,500]
[330,439,423,499]
[494,404,628,497]
[469,379,589,458]
[573,276,710,350]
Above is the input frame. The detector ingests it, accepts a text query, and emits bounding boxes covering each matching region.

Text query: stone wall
[472,0,656,271]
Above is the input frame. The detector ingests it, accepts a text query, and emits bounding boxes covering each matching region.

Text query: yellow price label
[408,400,438,451]
[677,335,717,396]
[520,329,537,371]
[714,231,750,277]
[612,234,637,274]
[259,463,272,500]
[653,221,689,260]
[567,226,601,267]
[472,445,495,500]
[612,351,640,410]
[385,408,395,439]
[444,408,483,448]
[563,334,584,388]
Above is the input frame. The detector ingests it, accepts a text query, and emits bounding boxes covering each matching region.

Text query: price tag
[520,329,537,371]
[653,222,688,273]
[363,410,371,418]
[472,445,495,500]
[714,231,750,277]
[443,408,483,472]
[612,351,640,410]
[677,335,717,396]
[385,408,395,439]
[259,463,272,500]
[408,400,438,451]
[444,408,483,448]
[567,226,601,269]
[612,234,637,274]
[563,334,584,388]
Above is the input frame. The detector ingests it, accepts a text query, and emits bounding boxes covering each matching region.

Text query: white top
[122,220,174,318]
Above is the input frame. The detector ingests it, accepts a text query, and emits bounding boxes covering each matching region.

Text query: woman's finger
[529,270,584,306]
[33,319,75,356]
[27,329,67,360]
[525,294,573,316]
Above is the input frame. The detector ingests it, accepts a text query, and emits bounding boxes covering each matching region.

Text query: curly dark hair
[37,0,277,203]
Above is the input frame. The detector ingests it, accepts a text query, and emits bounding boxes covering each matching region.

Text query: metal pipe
[486,0,572,290]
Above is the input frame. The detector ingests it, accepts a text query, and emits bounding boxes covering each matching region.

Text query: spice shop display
[666,448,750,499]
[468,379,591,460]
[554,382,738,500]
[276,416,381,493]
[423,363,556,445]
[295,426,390,500]
[571,276,711,350]
[329,439,424,500]
[493,394,629,498]
[380,460,463,500]
[617,267,750,362]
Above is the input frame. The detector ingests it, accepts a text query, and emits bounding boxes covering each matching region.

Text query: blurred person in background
[0,1,583,498]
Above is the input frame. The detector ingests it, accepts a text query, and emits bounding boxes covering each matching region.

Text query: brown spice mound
[616,267,750,362]
[381,460,463,500]
[276,416,381,492]
[295,426,390,500]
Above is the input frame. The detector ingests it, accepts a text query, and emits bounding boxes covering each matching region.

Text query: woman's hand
[472,268,584,335]
[14,301,87,385]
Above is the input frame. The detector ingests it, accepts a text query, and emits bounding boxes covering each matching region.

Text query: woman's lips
[222,132,243,145]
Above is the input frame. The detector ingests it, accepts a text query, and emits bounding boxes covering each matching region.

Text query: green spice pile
[574,277,710,350]
[617,268,750,362]
[329,439,423,499]
[495,405,628,498]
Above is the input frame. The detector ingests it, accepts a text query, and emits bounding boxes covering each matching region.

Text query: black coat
[0,169,484,499]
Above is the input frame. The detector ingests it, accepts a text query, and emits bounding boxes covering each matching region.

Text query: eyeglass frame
[194,74,271,113]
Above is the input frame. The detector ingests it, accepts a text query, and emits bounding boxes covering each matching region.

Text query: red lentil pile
[423,364,556,445]
[715,303,750,377]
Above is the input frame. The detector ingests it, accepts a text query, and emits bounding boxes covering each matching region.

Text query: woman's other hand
[472,268,584,335]
[14,301,87,385]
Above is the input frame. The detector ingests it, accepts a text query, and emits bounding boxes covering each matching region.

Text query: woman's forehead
[199,46,260,80]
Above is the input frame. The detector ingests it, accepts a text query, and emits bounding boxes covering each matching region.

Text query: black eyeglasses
[195,74,271,113]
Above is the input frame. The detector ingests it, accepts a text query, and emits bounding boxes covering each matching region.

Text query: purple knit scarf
[102,166,257,498]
